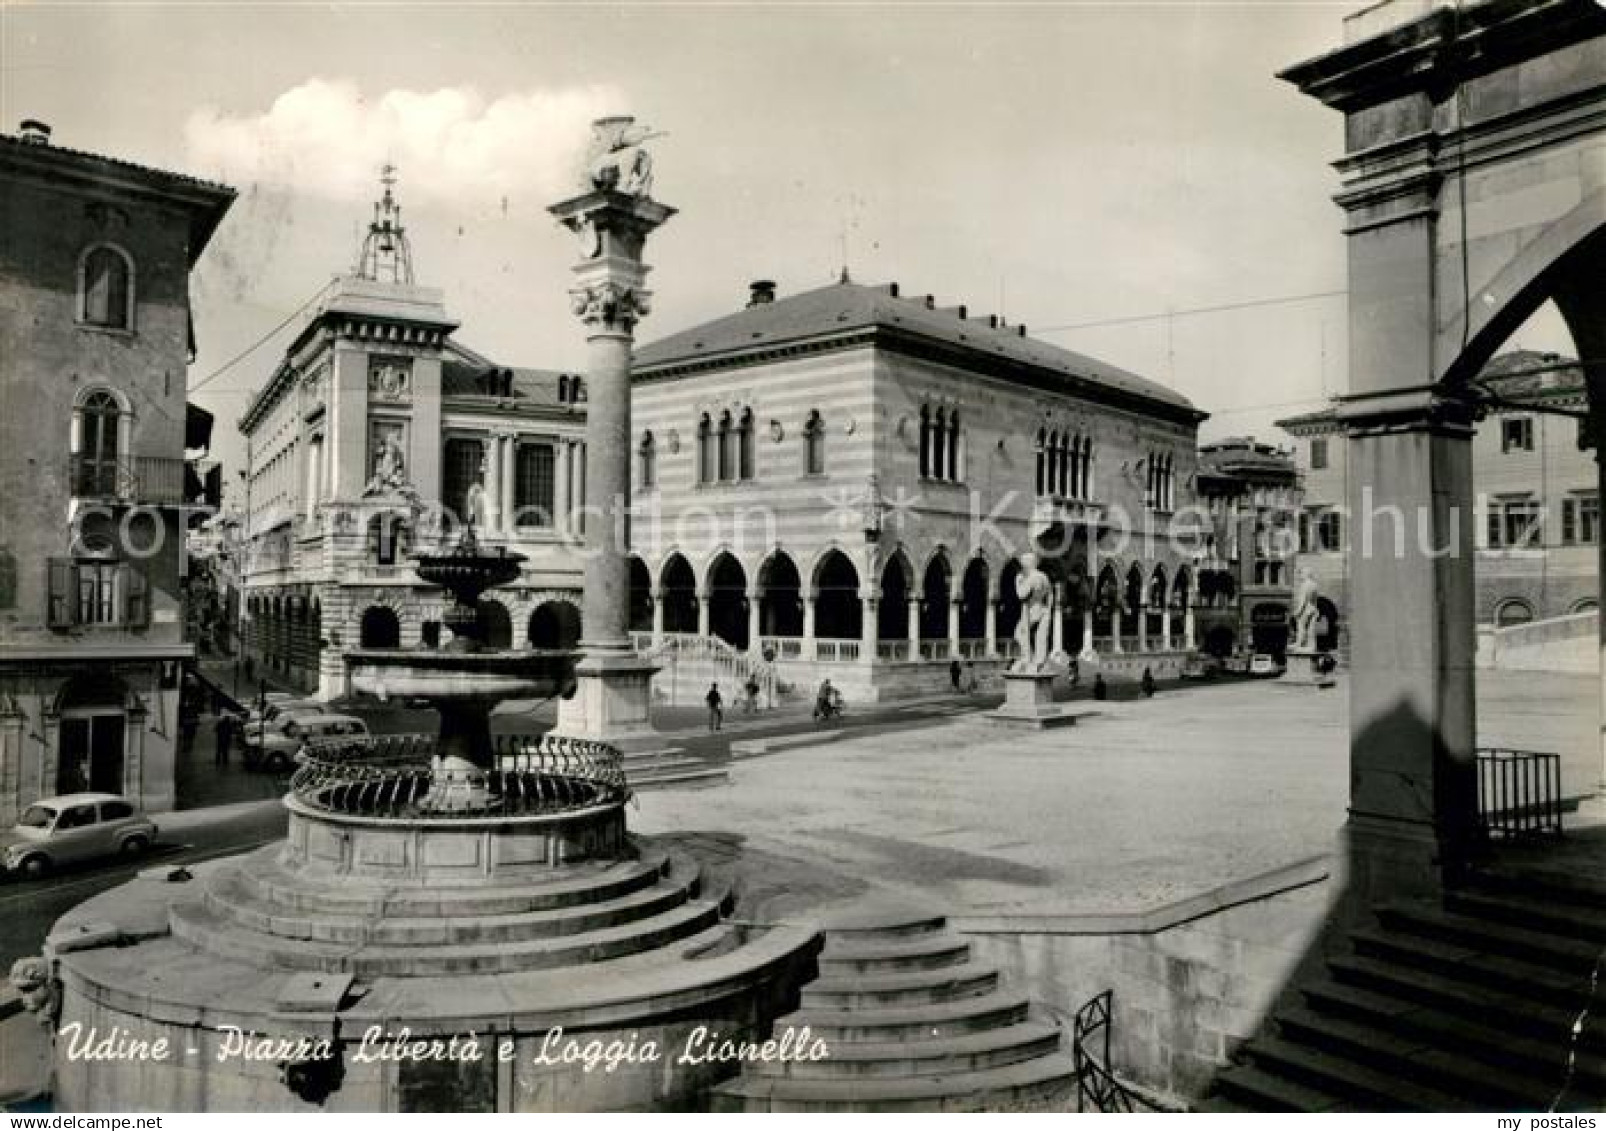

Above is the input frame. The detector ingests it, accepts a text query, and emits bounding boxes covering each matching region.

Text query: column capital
[1333,385,1478,439]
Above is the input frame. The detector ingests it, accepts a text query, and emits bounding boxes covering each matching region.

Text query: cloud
[184,79,629,204]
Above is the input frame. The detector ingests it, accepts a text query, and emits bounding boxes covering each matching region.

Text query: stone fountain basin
[344,648,576,703]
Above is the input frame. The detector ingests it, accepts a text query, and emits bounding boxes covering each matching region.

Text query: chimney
[888,282,900,298]
[747,280,777,307]
[1017,324,1027,337]
[18,119,51,145]
[924,294,935,310]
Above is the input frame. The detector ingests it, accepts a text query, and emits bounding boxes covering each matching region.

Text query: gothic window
[639,431,657,491]
[947,410,960,481]
[79,245,134,330]
[697,414,715,484]
[804,411,826,475]
[738,408,755,481]
[1035,429,1046,496]
[919,406,932,479]
[931,409,948,481]
[515,443,556,526]
[1056,433,1070,497]
[717,411,735,482]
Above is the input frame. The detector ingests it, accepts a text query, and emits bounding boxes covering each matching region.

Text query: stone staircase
[710,908,1076,1112]
[621,745,729,790]
[1202,860,1606,1112]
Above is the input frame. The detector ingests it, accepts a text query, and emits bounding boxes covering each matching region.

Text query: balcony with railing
[69,453,188,505]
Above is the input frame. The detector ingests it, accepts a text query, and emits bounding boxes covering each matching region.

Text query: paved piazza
[633,671,1599,919]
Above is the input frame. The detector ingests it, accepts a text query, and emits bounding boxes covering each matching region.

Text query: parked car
[1,794,158,879]
[1180,653,1222,681]
[241,696,321,734]
[244,714,370,773]
[1249,653,1284,677]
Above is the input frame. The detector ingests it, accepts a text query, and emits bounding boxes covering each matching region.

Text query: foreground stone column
[650,587,665,647]
[947,596,961,659]
[906,598,920,658]
[747,589,762,655]
[803,593,818,660]
[550,141,675,743]
[984,599,998,658]
[554,438,571,537]
[1340,391,1479,896]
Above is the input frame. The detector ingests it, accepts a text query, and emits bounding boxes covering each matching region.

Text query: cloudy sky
[2,1,1569,484]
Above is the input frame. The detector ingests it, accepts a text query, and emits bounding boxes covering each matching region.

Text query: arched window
[1057,433,1070,497]
[79,245,134,330]
[804,411,826,475]
[1069,435,1083,498]
[738,408,755,481]
[717,411,735,482]
[558,375,570,403]
[75,390,123,497]
[1082,441,1095,498]
[947,410,960,481]
[1035,429,1047,496]
[1044,431,1058,496]
[639,430,657,490]
[1494,599,1534,628]
[919,406,932,478]
[697,414,715,485]
[931,408,948,482]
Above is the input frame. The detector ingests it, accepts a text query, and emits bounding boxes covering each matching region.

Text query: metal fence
[1475,748,1564,840]
[1073,990,1135,1113]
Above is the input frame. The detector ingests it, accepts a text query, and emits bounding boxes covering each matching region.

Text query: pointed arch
[757,549,803,639]
[706,550,749,649]
[959,555,989,640]
[659,552,698,634]
[812,548,862,641]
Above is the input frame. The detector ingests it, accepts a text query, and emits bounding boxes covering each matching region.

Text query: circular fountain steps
[168,843,734,977]
[711,907,1075,1112]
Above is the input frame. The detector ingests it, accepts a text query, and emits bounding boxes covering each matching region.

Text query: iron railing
[1073,990,1135,1113]
[1476,748,1564,840]
[69,453,188,504]
[291,732,626,819]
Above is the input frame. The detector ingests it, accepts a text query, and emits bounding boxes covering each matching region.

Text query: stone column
[1136,604,1148,652]
[947,595,961,659]
[862,593,880,658]
[1160,606,1173,652]
[803,592,818,661]
[500,433,516,533]
[696,591,710,639]
[1050,590,1065,656]
[1112,607,1124,654]
[906,598,920,659]
[550,152,676,742]
[575,442,587,537]
[747,588,762,655]
[1082,525,1100,661]
[650,587,665,647]
[984,599,998,659]
[554,439,572,538]
[1184,604,1196,651]
[483,435,502,532]
[1338,392,1479,895]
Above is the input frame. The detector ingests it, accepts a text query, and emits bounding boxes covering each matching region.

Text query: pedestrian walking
[948,659,962,692]
[963,661,979,694]
[1093,673,1108,701]
[1140,667,1156,698]
[743,675,761,714]
[705,682,723,731]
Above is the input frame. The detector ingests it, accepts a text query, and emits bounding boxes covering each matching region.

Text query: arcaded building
[0,122,235,821]
[625,278,1211,700]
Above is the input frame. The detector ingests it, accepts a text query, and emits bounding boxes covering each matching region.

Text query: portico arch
[812,549,861,641]
[659,554,697,635]
[758,551,803,639]
[706,552,749,649]
[877,549,914,643]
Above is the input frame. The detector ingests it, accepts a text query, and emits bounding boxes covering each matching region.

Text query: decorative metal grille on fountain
[291,733,626,818]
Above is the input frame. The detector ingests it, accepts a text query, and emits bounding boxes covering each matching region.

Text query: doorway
[59,712,125,795]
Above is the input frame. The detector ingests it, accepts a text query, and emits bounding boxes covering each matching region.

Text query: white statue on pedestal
[1290,567,1322,651]
[1012,552,1053,673]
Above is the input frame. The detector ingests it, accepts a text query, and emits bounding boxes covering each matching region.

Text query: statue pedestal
[1276,648,1336,689]
[986,670,1084,730]
[553,650,661,746]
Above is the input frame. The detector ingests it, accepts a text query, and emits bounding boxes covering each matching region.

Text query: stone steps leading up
[620,747,730,790]
[710,907,1076,1112]
[749,1020,1062,1080]
[203,858,703,947]
[1201,855,1606,1112]
[710,1050,1078,1112]
[799,961,1000,1009]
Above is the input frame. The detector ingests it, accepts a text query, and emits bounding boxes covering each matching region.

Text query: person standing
[1140,667,1156,698]
[1093,673,1108,701]
[705,682,723,732]
[214,712,233,766]
[949,659,962,692]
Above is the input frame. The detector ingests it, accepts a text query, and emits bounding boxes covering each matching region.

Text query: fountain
[39,506,817,1113]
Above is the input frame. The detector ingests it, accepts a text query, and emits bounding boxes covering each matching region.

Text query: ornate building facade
[1193,437,1303,660]
[1279,350,1596,637]
[0,122,235,821]
[624,278,1211,700]
[237,179,590,698]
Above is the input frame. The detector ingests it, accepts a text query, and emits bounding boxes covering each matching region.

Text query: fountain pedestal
[556,650,659,744]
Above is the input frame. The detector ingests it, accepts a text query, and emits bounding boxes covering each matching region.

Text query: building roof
[441,354,582,408]
[0,131,235,262]
[1198,436,1297,482]
[1276,349,1586,436]
[633,280,1204,423]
